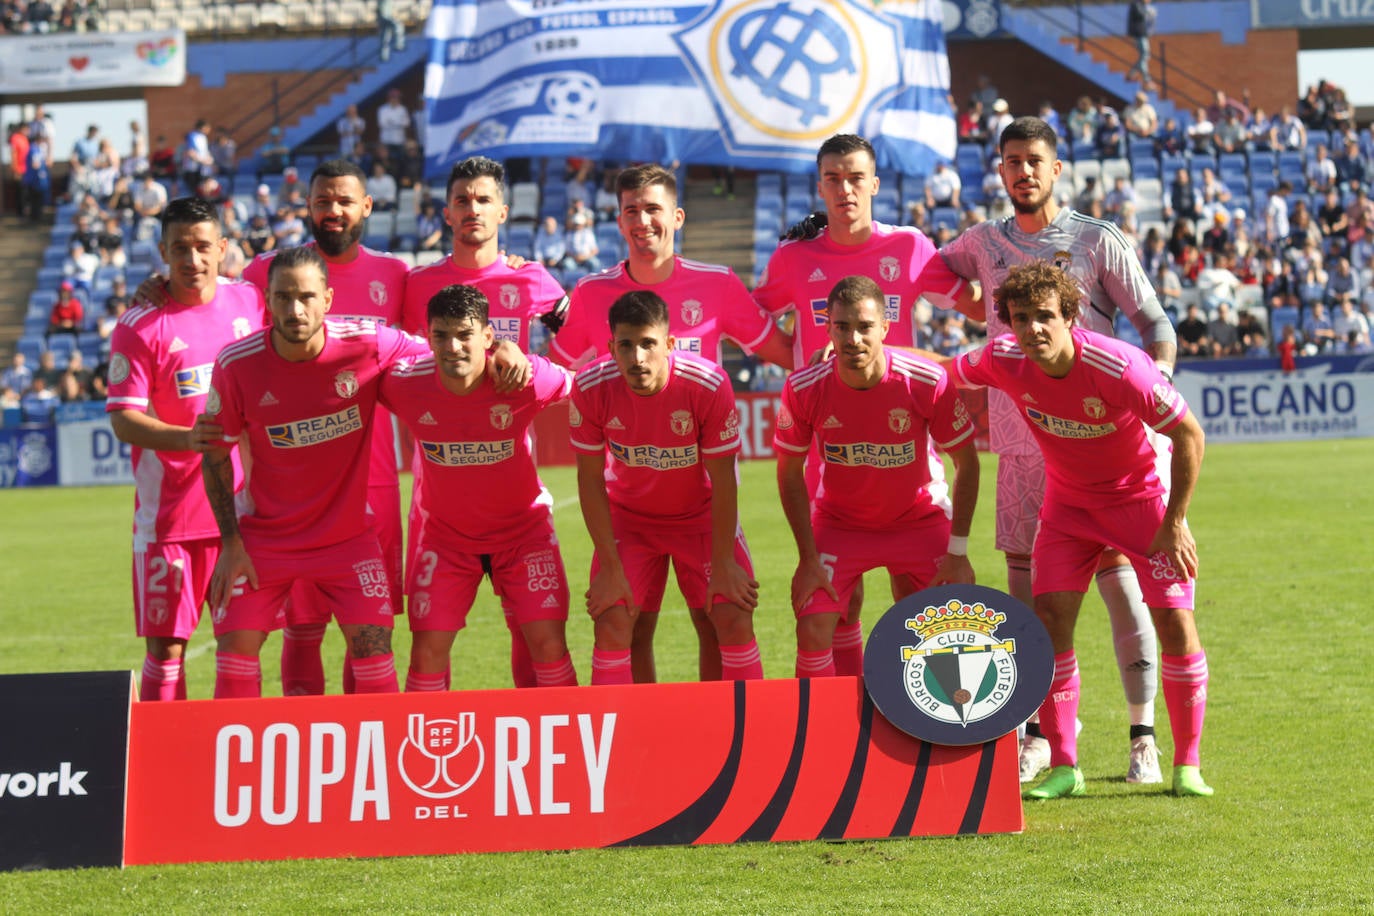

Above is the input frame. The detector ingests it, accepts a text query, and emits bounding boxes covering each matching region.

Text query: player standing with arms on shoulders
[570,291,762,686]
[553,163,792,683]
[402,155,568,690]
[774,276,979,678]
[940,262,1211,798]
[200,246,432,697]
[106,197,266,700]
[380,284,579,690]
[940,116,1179,785]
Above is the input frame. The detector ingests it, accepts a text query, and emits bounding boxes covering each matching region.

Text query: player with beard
[938,116,1179,785]
[402,156,569,689]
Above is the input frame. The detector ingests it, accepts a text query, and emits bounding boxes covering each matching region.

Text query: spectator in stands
[2,352,33,394]
[1332,296,1370,343]
[1141,113,1179,155]
[1164,167,1200,223]
[1270,106,1307,151]
[61,350,93,400]
[1297,84,1325,130]
[1186,107,1214,155]
[21,376,58,421]
[218,193,247,238]
[246,182,274,223]
[1301,300,1336,352]
[99,277,129,347]
[366,159,398,212]
[1287,201,1321,255]
[1207,302,1242,356]
[242,211,275,256]
[377,88,410,166]
[0,385,18,409]
[20,128,51,222]
[398,138,424,189]
[1316,187,1348,256]
[1212,110,1249,155]
[1326,87,1355,135]
[1334,137,1367,192]
[924,161,961,210]
[1122,91,1158,141]
[986,98,1013,144]
[124,120,148,177]
[271,203,306,248]
[376,0,405,62]
[1198,167,1232,221]
[1153,253,1183,315]
[1139,225,1167,276]
[7,122,28,216]
[1206,90,1249,126]
[1074,175,1104,216]
[1199,251,1243,312]
[96,214,127,268]
[1326,256,1361,306]
[566,196,593,228]
[132,171,167,241]
[148,134,177,179]
[412,198,444,252]
[34,350,62,388]
[179,119,214,196]
[194,175,225,206]
[1266,181,1293,245]
[1066,95,1098,143]
[1103,175,1135,226]
[1277,323,1299,371]
[69,123,102,199]
[533,214,566,270]
[906,200,930,233]
[1308,144,1338,194]
[957,99,986,145]
[1036,101,1065,139]
[62,238,99,292]
[564,211,600,273]
[1237,311,1269,356]
[929,313,969,356]
[1124,0,1155,86]
[45,281,83,340]
[259,126,291,176]
[211,129,237,195]
[336,104,366,158]
[1202,211,1232,257]
[106,174,134,224]
[970,74,999,110]
[27,0,56,33]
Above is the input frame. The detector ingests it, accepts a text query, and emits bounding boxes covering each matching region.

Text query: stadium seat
[1130,156,1160,181]
[508,182,540,222]
[930,206,959,233]
[756,173,782,196]
[44,335,76,361]
[1218,153,1247,181]
[506,224,534,258]
[1277,151,1306,186]
[1224,176,1249,199]
[1070,139,1096,163]
[1269,305,1300,338]
[955,143,983,171]
[1073,159,1101,195]
[1114,312,1143,349]
[1160,153,1187,179]
[1101,158,1131,186]
[1250,171,1278,195]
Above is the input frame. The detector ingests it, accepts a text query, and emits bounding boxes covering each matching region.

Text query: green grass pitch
[1,439,1371,913]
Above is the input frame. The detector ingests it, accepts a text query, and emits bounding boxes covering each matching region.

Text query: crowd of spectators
[1,0,101,33]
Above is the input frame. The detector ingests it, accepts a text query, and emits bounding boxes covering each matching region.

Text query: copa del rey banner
[422,0,955,176]
[125,678,1020,864]
[0,29,185,93]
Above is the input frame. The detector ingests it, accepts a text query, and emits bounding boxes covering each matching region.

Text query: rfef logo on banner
[864,585,1053,746]
[0,671,133,871]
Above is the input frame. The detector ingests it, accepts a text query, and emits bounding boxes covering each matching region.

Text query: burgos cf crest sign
[675,0,904,151]
[863,585,1053,746]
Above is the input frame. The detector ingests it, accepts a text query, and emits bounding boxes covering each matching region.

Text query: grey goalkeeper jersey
[941,207,1175,454]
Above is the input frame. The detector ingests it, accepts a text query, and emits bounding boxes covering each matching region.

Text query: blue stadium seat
[1070,140,1096,163]
[1128,139,1155,162]
[1160,153,1187,178]
[1251,170,1278,194]
[45,335,76,361]
[1114,312,1143,349]
[1130,156,1160,181]
[1277,151,1306,186]
[784,172,813,197]
[1218,153,1247,181]
[24,314,48,336]
[955,143,983,170]
[1224,176,1249,199]
[18,336,45,364]
[931,206,959,233]
[505,224,534,258]
[756,172,782,196]
[1308,128,1331,151]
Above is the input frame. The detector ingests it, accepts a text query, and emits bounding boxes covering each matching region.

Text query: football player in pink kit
[201,246,431,698]
[946,263,1211,798]
[402,155,568,690]
[554,163,791,684]
[755,133,971,676]
[775,276,980,678]
[380,284,579,690]
[107,197,266,701]
[570,290,762,686]
[243,158,411,696]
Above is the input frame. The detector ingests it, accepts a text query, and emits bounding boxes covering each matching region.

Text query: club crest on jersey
[888,408,911,434]
[680,299,703,327]
[334,370,359,399]
[670,410,694,437]
[232,317,255,340]
[369,281,388,307]
[108,353,131,385]
[490,404,513,431]
[205,385,222,416]
[879,256,900,282]
[1082,397,1106,419]
[1053,249,1073,271]
[411,591,432,620]
[499,284,521,310]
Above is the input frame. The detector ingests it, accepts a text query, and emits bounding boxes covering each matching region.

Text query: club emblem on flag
[334,370,358,399]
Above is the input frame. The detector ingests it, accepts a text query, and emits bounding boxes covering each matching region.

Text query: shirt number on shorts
[146,557,185,595]
[414,550,439,588]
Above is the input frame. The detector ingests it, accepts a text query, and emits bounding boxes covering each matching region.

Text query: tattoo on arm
[203,449,239,538]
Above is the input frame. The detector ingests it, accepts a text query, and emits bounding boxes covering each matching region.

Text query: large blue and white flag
[422,0,954,177]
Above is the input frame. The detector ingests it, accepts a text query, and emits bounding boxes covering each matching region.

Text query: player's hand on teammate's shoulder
[502,251,528,270]
[488,339,531,392]
[782,210,828,242]
[808,342,834,366]
[133,272,170,308]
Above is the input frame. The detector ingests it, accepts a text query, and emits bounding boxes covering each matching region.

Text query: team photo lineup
[104,119,1214,800]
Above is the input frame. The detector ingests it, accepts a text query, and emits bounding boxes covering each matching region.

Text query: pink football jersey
[552,256,773,367]
[774,350,973,530]
[402,257,567,348]
[570,352,741,532]
[106,281,266,545]
[380,354,572,553]
[753,223,965,366]
[208,320,429,554]
[244,244,410,489]
[954,327,1188,508]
